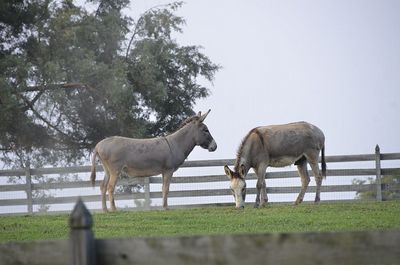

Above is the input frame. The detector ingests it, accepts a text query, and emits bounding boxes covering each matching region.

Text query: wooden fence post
[69,197,96,265]
[25,164,33,214]
[375,145,383,201]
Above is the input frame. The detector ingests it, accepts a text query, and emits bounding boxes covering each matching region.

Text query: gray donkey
[91,110,217,212]
[224,121,326,208]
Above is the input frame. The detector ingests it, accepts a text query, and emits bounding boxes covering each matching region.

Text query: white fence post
[375,145,383,201]
[144,177,151,209]
[25,164,33,214]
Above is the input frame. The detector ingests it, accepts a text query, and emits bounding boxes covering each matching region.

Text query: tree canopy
[0,0,220,168]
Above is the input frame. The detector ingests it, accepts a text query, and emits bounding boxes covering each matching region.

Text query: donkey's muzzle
[208,139,217,152]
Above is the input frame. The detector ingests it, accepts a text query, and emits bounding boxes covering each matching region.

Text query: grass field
[1,201,400,243]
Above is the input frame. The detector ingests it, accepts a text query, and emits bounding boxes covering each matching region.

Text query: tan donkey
[91,110,217,212]
[224,121,326,208]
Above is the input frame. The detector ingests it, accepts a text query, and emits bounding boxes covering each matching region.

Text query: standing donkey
[91,110,217,212]
[224,121,326,208]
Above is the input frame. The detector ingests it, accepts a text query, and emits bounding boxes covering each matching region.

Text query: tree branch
[20,89,46,112]
[18,83,94,112]
[14,82,94,93]
[16,93,78,144]
[125,3,175,61]
[125,15,144,61]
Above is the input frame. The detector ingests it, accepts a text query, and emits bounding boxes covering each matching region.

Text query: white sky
[128,0,400,161]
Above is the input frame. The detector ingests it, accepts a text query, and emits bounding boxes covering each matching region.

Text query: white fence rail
[1,145,400,214]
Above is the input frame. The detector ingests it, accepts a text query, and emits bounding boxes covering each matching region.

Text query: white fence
[1,145,400,214]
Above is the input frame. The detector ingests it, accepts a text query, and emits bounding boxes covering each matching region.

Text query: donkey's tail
[321,146,327,179]
[90,148,98,187]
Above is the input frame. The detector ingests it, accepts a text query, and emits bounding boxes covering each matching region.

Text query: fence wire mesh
[1,152,400,214]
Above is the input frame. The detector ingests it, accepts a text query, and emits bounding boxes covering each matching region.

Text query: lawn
[1,201,400,243]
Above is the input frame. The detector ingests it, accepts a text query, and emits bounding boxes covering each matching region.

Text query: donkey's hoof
[294,199,303,206]
[258,202,268,208]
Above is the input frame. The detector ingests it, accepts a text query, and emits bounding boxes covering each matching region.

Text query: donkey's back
[94,136,170,177]
[258,121,325,166]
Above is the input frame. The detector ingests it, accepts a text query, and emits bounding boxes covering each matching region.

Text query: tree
[0,0,220,168]
[353,176,400,201]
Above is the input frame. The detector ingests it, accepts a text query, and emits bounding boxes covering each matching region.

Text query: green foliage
[0,0,220,168]
[353,176,400,201]
[1,201,400,243]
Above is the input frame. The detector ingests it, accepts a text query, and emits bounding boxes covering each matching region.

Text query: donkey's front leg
[162,170,173,210]
[254,180,268,208]
[255,164,268,208]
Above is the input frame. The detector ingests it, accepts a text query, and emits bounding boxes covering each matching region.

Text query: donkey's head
[224,165,247,208]
[191,109,217,152]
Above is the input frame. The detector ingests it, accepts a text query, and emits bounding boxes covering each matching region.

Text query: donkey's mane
[178,115,200,129]
[234,128,257,172]
[234,127,265,172]
[163,114,200,136]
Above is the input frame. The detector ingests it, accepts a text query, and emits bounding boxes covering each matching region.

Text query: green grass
[1,201,400,243]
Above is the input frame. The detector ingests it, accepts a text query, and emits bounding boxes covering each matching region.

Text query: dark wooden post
[69,197,96,265]
[375,145,382,201]
[25,163,33,214]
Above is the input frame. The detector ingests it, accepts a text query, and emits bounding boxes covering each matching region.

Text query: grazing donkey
[91,110,217,212]
[224,121,326,208]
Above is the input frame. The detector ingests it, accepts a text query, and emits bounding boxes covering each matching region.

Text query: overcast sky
[2,1,400,212]
[130,0,400,161]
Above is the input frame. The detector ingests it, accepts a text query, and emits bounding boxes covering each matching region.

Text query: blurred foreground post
[69,198,96,265]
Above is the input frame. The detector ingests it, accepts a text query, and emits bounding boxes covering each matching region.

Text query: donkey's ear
[199,109,211,123]
[224,165,233,179]
[239,164,246,178]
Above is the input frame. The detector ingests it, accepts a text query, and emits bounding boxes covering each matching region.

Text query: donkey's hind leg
[309,161,323,203]
[107,169,119,212]
[295,159,310,205]
[100,167,110,212]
